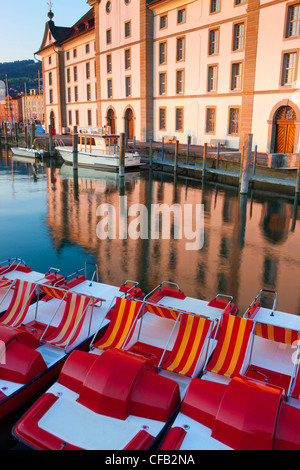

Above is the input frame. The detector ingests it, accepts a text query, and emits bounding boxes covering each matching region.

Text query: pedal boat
[0,264,143,421]
[159,289,300,450]
[0,258,65,313]
[13,283,237,450]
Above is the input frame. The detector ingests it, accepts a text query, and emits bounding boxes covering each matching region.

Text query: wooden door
[275,106,296,154]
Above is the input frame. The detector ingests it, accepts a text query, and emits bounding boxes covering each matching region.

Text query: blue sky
[0,0,91,62]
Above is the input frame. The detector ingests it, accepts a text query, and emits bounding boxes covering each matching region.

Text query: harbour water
[1,148,300,449]
[1,148,300,317]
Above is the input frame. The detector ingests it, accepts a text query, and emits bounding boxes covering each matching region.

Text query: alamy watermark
[96,197,204,251]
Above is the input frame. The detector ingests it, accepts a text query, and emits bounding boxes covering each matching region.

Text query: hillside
[0,60,43,94]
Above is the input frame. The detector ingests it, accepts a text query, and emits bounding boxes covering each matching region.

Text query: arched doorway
[106,108,116,134]
[124,108,134,140]
[275,106,296,154]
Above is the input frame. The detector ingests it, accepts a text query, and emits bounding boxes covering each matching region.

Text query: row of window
[158,106,240,136]
[106,50,131,73]
[158,0,246,31]
[158,48,298,96]
[158,23,244,70]
[105,20,131,45]
[158,62,242,95]
[68,109,94,127]
[66,83,97,103]
[48,43,93,65]
[65,62,96,83]
[107,77,132,98]
[48,48,297,104]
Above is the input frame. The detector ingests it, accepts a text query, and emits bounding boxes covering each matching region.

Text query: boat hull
[11,148,41,159]
[56,147,143,170]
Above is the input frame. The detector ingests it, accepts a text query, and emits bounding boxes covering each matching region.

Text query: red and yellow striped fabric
[255,322,299,345]
[0,279,37,327]
[44,293,92,348]
[0,276,14,289]
[40,284,68,301]
[145,303,179,321]
[205,315,254,378]
[162,314,212,377]
[96,297,143,351]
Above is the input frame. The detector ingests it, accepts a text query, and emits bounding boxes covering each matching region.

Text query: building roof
[37,7,95,53]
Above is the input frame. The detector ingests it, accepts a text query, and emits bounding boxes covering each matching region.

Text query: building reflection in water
[45,165,300,316]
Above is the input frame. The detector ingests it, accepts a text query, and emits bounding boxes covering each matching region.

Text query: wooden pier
[140,134,300,196]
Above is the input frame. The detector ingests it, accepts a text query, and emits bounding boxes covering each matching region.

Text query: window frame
[175,107,184,132]
[159,107,167,131]
[280,49,299,86]
[228,106,240,136]
[205,106,217,135]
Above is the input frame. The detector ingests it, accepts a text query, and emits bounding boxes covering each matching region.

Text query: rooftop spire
[47,1,54,20]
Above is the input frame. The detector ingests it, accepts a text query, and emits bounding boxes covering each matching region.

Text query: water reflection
[1,149,300,316]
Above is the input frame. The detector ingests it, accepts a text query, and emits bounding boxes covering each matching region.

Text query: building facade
[38,0,300,154]
[22,89,44,124]
[37,8,96,134]
[0,95,23,125]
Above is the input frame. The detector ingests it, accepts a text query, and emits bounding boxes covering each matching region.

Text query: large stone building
[22,88,44,124]
[38,0,300,154]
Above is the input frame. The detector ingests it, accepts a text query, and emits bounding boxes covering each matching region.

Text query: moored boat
[13,283,237,450]
[159,289,300,450]
[0,262,143,421]
[11,148,44,160]
[55,128,144,171]
[0,258,65,314]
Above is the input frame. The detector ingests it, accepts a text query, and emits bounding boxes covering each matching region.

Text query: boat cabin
[79,134,119,154]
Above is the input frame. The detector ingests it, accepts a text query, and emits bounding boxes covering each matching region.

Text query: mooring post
[4,123,8,147]
[174,140,179,175]
[0,127,2,146]
[240,134,253,195]
[202,143,208,178]
[49,125,54,156]
[186,135,191,164]
[295,152,300,194]
[216,142,220,170]
[73,125,78,170]
[161,137,165,161]
[149,138,153,168]
[24,125,28,148]
[14,122,18,147]
[119,132,125,177]
[31,122,35,147]
[253,145,257,175]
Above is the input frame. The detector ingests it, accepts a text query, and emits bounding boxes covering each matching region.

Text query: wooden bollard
[240,134,253,194]
[119,132,125,177]
[31,122,35,147]
[149,138,153,167]
[49,125,54,156]
[252,145,257,175]
[186,135,191,164]
[14,122,19,147]
[295,152,300,194]
[202,143,208,178]
[73,125,78,170]
[162,137,165,161]
[24,125,28,148]
[4,123,8,146]
[174,140,179,175]
[216,142,220,169]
